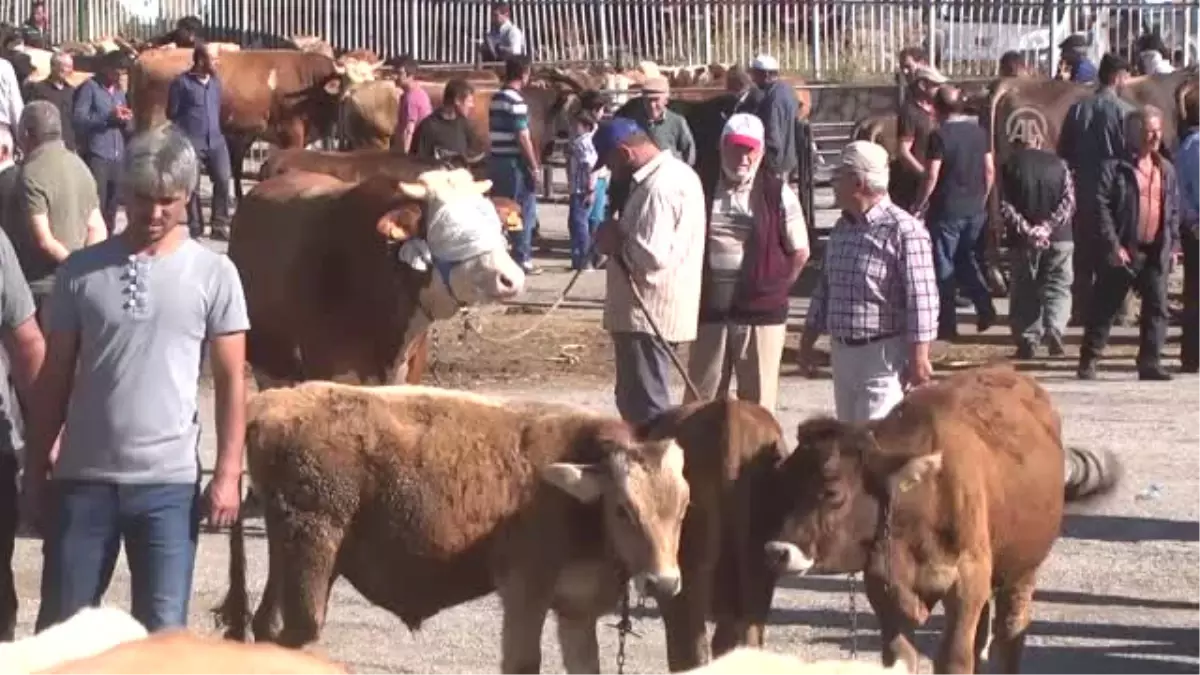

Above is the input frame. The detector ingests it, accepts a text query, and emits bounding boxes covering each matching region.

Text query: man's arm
[165,77,183,124]
[896,109,925,176]
[676,116,697,166]
[0,230,43,406]
[205,257,251,524]
[23,270,79,482]
[782,187,811,284]
[898,223,940,347]
[84,208,107,245]
[983,150,995,198]
[23,176,70,263]
[71,82,108,136]
[1095,161,1123,260]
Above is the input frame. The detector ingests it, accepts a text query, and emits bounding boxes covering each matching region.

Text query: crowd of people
[0,0,1192,649]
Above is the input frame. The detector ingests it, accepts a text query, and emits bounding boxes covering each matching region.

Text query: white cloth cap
[911,65,948,84]
[750,54,779,72]
[721,113,765,148]
[840,141,890,184]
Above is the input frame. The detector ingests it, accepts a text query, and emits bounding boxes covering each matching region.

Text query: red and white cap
[721,113,764,149]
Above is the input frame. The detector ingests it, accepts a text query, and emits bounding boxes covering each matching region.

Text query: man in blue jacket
[72,53,132,234]
[167,44,231,240]
[749,54,798,182]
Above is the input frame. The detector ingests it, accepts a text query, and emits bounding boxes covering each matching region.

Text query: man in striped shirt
[487,56,541,274]
[798,141,939,422]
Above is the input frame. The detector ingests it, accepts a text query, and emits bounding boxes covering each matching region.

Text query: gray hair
[17,101,62,145]
[122,124,200,199]
[50,51,71,69]
[1125,104,1165,139]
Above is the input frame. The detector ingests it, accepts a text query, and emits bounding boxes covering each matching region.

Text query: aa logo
[1005,106,1049,148]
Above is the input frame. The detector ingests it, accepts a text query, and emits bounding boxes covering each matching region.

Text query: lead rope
[613,581,648,674]
[848,572,859,659]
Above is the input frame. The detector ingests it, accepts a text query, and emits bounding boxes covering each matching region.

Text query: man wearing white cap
[798,140,939,422]
[686,113,810,413]
[749,54,799,181]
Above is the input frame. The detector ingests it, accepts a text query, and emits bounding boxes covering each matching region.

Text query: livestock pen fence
[0,0,1193,80]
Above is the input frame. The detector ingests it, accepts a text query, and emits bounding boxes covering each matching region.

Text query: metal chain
[426,325,443,386]
[616,586,630,675]
[848,572,859,659]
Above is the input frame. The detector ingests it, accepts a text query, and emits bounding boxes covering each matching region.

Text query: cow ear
[541,462,606,503]
[887,452,943,495]
[375,206,418,241]
[470,179,493,195]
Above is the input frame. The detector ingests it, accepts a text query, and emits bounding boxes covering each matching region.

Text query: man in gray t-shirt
[0,225,45,641]
[23,124,248,634]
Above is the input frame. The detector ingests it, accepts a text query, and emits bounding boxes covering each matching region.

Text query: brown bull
[764,365,1121,674]
[130,48,358,200]
[260,147,485,184]
[217,383,690,674]
[637,399,790,671]
[227,166,525,389]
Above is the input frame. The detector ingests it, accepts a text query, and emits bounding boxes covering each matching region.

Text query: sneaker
[1045,333,1066,357]
[1138,368,1173,381]
[1015,342,1036,359]
[521,262,543,276]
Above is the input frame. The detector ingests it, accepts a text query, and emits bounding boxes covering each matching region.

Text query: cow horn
[397,181,428,200]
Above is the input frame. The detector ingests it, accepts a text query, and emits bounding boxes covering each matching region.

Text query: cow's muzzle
[764,541,815,575]
[634,568,683,598]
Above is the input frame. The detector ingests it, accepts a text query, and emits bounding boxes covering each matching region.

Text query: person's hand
[204,471,241,528]
[1117,247,1131,266]
[903,355,934,391]
[796,341,819,379]
[582,191,594,209]
[19,462,50,538]
[593,220,622,256]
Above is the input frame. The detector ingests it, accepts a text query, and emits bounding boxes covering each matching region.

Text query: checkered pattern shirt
[804,198,939,343]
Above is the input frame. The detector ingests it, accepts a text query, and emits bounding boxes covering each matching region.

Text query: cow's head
[377,168,524,312]
[763,417,942,577]
[541,426,690,598]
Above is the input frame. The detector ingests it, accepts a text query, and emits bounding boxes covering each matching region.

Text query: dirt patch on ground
[417,305,1176,389]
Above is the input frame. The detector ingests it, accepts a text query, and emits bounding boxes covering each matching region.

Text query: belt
[835,332,900,347]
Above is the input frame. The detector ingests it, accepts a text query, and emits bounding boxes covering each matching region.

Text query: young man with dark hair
[914,85,996,339]
[998,51,1027,78]
[488,56,540,274]
[411,78,483,163]
[391,55,431,155]
[891,65,946,214]
[21,1,49,50]
[481,2,525,62]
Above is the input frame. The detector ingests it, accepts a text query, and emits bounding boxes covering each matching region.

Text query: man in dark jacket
[24,51,74,151]
[1078,105,1179,381]
[1059,53,1133,326]
[749,54,798,181]
[1000,138,1076,358]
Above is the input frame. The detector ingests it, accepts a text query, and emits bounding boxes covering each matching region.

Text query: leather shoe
[1138,368,1173,381]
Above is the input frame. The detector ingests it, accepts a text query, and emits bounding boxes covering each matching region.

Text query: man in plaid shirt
[797,141,939,422]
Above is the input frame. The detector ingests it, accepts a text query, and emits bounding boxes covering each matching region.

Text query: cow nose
[640,570,683,598]
[764,541,814,575]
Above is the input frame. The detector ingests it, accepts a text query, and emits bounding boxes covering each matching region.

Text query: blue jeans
[488,158,538,266]
[35,481,201,633]
[930,212,995,334]
[568,176,609,269]
[187,141,233,233]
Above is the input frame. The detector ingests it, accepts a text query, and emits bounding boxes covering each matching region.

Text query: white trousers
[830,335,907,423]
[685,323,787,414]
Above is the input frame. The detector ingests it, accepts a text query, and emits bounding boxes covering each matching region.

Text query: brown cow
[260,147,490,184]
[637,399,790,671]
[38,631,346,674]
[129,48,373,200]
[763,365,1121,674]
[227,165,524,389]
[216,382,690,674]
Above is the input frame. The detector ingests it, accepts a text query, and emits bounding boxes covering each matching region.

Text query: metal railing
[0,0,1192,79]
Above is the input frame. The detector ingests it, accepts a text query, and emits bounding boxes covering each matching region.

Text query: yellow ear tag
[897,479,916,493]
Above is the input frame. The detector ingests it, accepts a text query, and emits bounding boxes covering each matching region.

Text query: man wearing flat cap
[623,76,695,167]
[1058,34,1097,84]
[591,117,706,426]
[798,140,939,422]
[891,64,946,214]
[749,54,799,182]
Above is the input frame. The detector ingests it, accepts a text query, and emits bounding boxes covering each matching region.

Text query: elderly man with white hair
[23,124,249,634]
[23,51,75,151]
[797,140,939,422]
[685,113,809,414]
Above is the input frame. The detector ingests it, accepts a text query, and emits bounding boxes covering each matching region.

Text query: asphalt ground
[6,177,1198,674]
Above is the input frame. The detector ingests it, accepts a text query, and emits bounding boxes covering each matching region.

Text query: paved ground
[7,180,1198,673]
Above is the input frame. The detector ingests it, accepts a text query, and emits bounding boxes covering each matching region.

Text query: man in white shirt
[480,2,525,61]
[592,117,707,426]
[0,57,23,153]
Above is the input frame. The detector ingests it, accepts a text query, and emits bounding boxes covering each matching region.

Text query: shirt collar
[0,158,14,173]
[25,139,65,161]
[632,150,669,184]
[840,196,893,226]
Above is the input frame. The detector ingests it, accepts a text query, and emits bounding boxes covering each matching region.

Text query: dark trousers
[612,332,676,427]
[488,158,537,266]
[567,177,609,270]
[35,480,200,634]
[1182,230,1199,370]
[0,453,16,641]
[187,142,233,235]
[85,155,122,234]
[1080,245,1169,371]
[931,212,996,334]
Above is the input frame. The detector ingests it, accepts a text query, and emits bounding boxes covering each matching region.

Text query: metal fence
[0,0,1195,79]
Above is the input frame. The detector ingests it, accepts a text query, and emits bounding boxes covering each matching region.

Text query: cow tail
[1064,446,1123,503]
[214,504,250,641]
